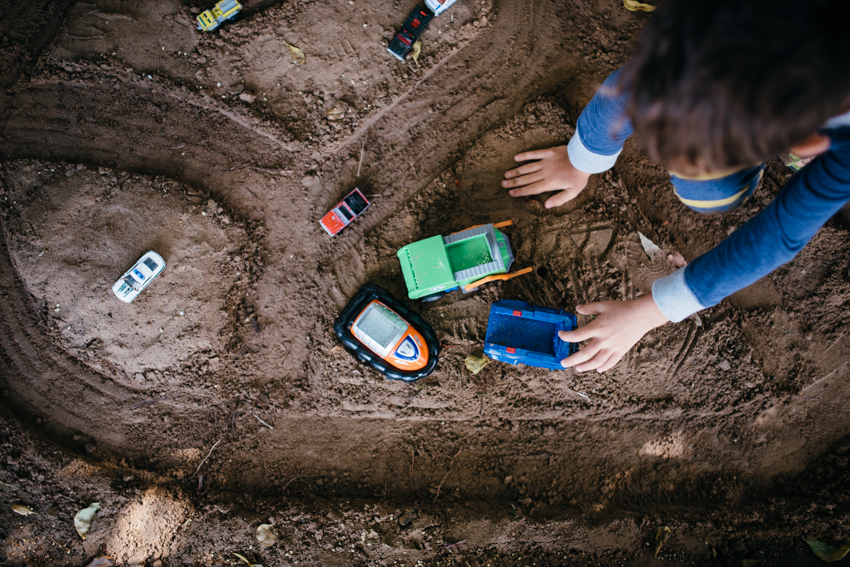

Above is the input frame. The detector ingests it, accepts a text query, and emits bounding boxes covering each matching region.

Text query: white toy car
[112,251,166,303]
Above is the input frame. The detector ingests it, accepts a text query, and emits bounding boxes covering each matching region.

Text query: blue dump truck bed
[483,300,579,370]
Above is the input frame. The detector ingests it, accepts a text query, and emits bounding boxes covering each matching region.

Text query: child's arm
[503,68,633,208]
[558,128,850,372]
[654,128,850,323]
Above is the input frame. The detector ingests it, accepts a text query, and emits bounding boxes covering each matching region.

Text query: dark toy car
[387,6,433,61]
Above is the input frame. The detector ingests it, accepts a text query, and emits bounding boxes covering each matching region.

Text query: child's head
[621,0,850,176]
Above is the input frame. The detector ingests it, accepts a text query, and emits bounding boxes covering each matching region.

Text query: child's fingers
[560,342,599,369]
[575,302,606,315]
[558,326,595,343]
[504,172,545,190]
[503,161,543,179]
[595,351,623,373]
[544,189,578,209]
[514,149,552,162]
[507,179,550,196]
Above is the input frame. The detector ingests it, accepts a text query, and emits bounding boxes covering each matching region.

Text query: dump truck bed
[483,300,578,369]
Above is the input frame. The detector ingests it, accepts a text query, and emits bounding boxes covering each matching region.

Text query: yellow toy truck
[196,0,242,32]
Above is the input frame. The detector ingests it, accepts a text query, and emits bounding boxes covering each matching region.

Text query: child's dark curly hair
[620,0,850,175]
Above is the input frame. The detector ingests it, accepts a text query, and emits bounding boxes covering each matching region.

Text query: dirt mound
[3,160,260,378]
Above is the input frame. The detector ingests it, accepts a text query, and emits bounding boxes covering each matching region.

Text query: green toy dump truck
[396,221,532,302]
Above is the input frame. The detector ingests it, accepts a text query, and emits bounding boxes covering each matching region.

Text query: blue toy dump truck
[484,300,579,370]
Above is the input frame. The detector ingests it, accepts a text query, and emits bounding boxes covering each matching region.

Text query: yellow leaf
[12,504,35,516]
[465,354,489,375]
[283,42,306,64]
[412,40,422,63]
[623,0,656,11]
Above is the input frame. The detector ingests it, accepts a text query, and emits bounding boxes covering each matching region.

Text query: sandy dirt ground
[1,0,850,565]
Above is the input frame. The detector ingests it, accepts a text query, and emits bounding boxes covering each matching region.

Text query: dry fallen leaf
[283,41,306,64]
[233,552,262,567]
[257,523,278,548]
[411,40,422,63]
[325,106,345,121]
[805,537,850,562]
[638,232,662,261]
[74,502,100,540]
[12,504,36,516]
[465,354,489,375]
[623,0,656,11]
[654,525,671,557]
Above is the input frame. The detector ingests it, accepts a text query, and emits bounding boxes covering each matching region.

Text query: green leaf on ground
[74,502,100,540]
[805,537,850,562]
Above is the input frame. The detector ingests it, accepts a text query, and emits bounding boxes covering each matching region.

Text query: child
[501,0,850,372]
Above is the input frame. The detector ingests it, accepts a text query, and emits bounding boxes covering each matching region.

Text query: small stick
[410,447,416,493]
[195,437,224,476]
[357,137,367,178]
[241,165,291,175]
[167,144,185,150]
[282,476,298,491]
[131,394,184,411]
[433,449,462,503]
[66,34,106,40]
[253,414,274,429]
[445,539,468,549]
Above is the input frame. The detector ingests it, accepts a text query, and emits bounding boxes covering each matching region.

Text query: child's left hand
[558,295,669,372]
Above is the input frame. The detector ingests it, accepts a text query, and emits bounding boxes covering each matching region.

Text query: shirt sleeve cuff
[651,268,707,323]
[567,124,622,174]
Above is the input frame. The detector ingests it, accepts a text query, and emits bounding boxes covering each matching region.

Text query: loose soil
[1,0,850,566]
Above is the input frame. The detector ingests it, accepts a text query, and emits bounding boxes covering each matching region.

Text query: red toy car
[320,188,371,236]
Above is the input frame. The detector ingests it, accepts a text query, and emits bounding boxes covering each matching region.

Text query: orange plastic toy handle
[463,266,533,292]
[449,220,514,235]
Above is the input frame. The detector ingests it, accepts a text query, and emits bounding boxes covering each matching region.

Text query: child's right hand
[502,145,591,209]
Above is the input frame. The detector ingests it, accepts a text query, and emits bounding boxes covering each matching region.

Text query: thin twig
[357,136,367,178]
[445,539,468,549]
[253,414,274,429]
[433,449,462,503]
[131,394,184,411]
[241,165,291,175]
[66,34,107,40]
[195,437,224,476]
[282,476,298,491]
[410,447,416,494]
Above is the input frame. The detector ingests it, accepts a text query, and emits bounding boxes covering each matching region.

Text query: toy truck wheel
[419,292,446,303]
